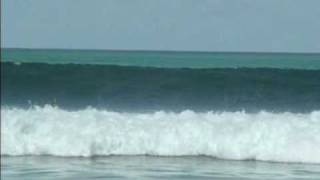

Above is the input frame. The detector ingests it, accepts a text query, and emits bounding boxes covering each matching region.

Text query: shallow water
[2,156,320,180]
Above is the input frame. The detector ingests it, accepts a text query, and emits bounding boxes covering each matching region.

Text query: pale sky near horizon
[2,0,320,52]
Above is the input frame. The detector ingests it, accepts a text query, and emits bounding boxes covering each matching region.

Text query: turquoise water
[2,48,320,69]
[2,156,320,180]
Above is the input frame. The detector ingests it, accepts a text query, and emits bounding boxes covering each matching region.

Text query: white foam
[2,105,320,164]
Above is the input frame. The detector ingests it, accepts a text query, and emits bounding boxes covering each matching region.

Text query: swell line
[2,62,320,112]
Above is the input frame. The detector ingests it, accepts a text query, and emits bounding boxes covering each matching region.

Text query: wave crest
[2,105,320,164]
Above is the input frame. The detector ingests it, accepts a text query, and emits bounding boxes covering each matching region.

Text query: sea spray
[2,105,320,164]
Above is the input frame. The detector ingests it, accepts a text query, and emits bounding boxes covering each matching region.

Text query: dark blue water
[2,62,320,112]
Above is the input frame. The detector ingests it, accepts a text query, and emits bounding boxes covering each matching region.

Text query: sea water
[2,48,320,69]
[3,156,320,180]
[1,49,320,179]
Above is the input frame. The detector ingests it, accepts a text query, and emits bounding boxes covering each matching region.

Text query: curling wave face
[2,105,320,164]
[2,62,320,112]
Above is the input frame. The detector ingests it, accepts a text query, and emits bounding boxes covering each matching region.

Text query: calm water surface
[2,48,320,69]
[2,156,320,180]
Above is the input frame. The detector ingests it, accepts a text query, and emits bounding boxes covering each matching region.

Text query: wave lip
[2,106,320,164]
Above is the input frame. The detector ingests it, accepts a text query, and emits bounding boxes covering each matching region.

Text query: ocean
[1,48,320,179]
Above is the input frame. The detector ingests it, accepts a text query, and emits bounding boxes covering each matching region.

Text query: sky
[1,0,320,52]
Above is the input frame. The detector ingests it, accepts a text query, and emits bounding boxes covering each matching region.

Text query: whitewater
[2,105,320,164]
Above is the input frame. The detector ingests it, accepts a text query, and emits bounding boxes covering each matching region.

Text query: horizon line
[2,47,320,55]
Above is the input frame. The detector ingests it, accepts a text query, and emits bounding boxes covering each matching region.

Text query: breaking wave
[2,105,320,164]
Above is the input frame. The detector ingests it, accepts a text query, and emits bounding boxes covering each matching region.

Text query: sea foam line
[1,105,320,164]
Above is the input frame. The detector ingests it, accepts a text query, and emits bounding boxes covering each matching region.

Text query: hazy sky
[2,0,320,52]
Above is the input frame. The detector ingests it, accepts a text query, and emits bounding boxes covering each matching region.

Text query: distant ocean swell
[2,62,320,112]
[2,106,320,164]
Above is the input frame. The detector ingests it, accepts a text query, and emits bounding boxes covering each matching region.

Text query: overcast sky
[2,0,320,52]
